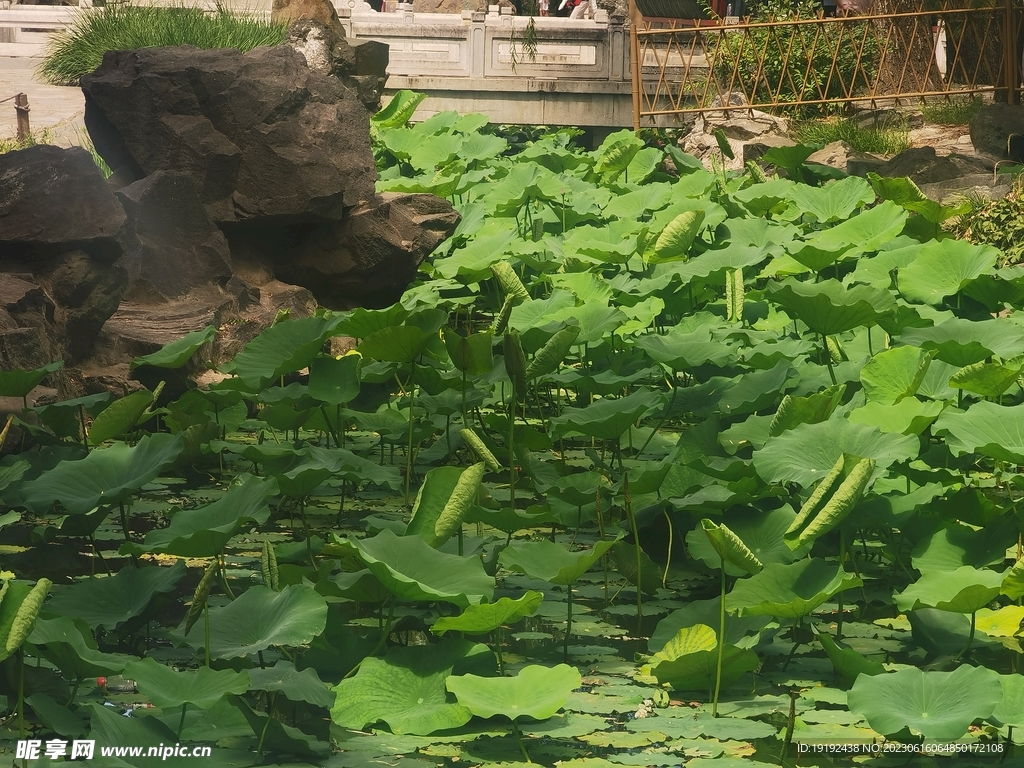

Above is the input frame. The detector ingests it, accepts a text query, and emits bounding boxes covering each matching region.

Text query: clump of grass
[920,97,981,126]
[792,117,910,156]
[40,3,287,86]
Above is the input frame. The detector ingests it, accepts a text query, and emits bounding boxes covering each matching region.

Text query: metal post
[14,93,29,142]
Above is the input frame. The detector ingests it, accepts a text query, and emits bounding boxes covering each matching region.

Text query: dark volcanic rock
[0,145,127,262]
[970,103,1024,160]
[81,45,377,223]
[115,171,233,301]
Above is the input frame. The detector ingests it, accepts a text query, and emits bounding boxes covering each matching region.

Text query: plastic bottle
[97,676,138,693]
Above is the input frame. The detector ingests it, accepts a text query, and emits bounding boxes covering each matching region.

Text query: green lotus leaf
[752,418,918,487]
[809,200,908,252]
[785,176,874,223]
[991,674,1024,727]
[184,584,328,659]
[898,239,999,306]
[308,355,361,405]
[231,314,342,389]
[122,474,276,557]
[27,616,131,679]
[125,657,250,709]
[499,538,618,586]
[859,346,934,405]
[87,390,155,445]
[47,561,186,631]
[335,529,494,607]
[131,326,216,370]
[549,389,663,440]
[766,279,896,336]
[446,663,581,721]
[935,401,1024,464]
[847,398,946,435]
[431,591,543,635]
[247,661,335,708]
[23,433,184,515]
[648,624,759,692]
[816,631,884,688]
[0,360,63,399]
[1002,559,1024,600]
[725,559,862,619]
[649,597,770,653]
[847,665,1001,739]
[331,644,477,735]
[894,565,1004,614]
[899,318,1024,367]
[948,358,1024,399]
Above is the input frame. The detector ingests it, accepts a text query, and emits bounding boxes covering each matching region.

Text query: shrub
[712,0,880,118]
[40,3,286,86]
[792,117,909,154]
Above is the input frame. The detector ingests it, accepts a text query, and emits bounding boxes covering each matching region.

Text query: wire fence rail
[629,0,1024,126]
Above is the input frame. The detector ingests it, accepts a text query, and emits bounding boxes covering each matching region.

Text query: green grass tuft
[40,3,286,86]
[792,117,910,156]
[920,97,981,126]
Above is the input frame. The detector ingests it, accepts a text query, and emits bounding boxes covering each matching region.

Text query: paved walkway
[0,56,85,145]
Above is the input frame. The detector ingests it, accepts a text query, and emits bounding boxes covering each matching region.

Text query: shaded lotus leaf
[894,565,1004,614]
[816,631,884,688]
[499,538,618,586]
[184,584,327,659]
[550,389,663,440]
[752,418,917,487]
[898,239,999,305]
[125,657,249,709]
[247,661,334,708]
[847,665,1001,739]
[948,358,1024,399]
[123,475,275,557]
[334,529,493,607]
[431,591,543,635]
[131,326,216,370]
[27,616,130,679]
[308,355,361,405]
[725,559,861,619]
[0,360,63,399]
[230,314,342,389]
[899,318,1024,367]
[935,401,1024,464]
[847,398,945,435]
[446,663,581,721]
[648,624,759,692]
[47,562,185,632]
[331,644,477,735]
[766,279,896,336]
[22,433,184,514]
[860,346,933,405]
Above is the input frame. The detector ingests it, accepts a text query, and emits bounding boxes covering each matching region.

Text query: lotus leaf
[847,665,1001,739]
[446,663,581,721]
[499,538,617,586]
[131,326,216,370]
[184,584,327,658]
[126,657,250,709]
[725,559,862,619]
[47,561,186,631]
[335,529,493,607]
[431,591,543,635]
[894,565,1004,614]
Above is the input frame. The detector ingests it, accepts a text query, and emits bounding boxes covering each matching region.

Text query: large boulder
[0,145,127,262]
[0,146,128,368]
[81,45,378,224]
[970,103,1024,161]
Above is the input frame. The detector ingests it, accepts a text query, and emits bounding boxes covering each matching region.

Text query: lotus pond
[0,91,1023,767]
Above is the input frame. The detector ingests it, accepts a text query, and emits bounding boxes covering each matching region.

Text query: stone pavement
[0,56,85,144]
